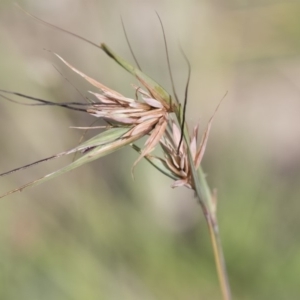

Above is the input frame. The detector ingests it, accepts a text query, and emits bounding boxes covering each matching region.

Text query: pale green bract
[0,127,143,198]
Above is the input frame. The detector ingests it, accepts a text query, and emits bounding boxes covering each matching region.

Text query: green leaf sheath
[100,44,172,105]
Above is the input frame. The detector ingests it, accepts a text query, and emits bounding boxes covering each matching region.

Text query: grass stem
[182,122,232,299]
[196,166,232,299]
[206,212,232,300]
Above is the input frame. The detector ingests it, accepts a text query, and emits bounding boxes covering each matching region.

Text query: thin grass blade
[0,130,144,199]
[130,144,178,180]
[100,44,172,105]
[0,127,129,178]
[67,127,130,154]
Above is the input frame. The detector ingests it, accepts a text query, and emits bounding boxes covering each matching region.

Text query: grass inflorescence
[0,6,232,300]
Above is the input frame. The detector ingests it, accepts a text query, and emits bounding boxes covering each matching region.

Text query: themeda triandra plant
[0,8,232,300]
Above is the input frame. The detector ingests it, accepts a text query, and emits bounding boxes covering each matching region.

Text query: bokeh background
[0,0,300,299]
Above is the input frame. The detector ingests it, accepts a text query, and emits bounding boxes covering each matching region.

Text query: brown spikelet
[131,115,168,174]
[54,54,171,171]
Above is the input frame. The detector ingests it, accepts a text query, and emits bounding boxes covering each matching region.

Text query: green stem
[205,212,232,300]
[180,121,231,300]
[196,166,232,300]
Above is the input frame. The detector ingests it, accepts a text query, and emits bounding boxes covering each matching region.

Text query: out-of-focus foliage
[0,0,300,299]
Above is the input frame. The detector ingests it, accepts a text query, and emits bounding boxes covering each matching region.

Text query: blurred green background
[0,0,300,299]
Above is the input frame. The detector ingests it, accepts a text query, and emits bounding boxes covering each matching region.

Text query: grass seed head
[56,54,171,168]
[159,120,209,189]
